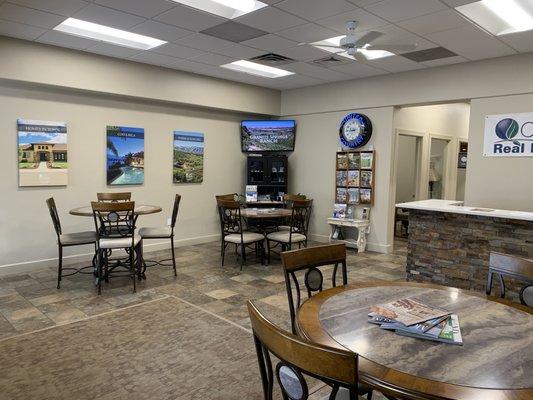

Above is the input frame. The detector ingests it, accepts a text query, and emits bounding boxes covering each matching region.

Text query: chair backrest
[96,192,131,202]
[247,301,358,400]
[215,193,238,202]
[46,197,62,238]
[217,199,243,237]
[281,244,347,333]
[283,193,306,207]
[170,194,181,229]
[288,199,313,239]
[487,251,533,306]
[91,201,136,241]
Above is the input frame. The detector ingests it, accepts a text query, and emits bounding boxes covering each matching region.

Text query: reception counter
[396,200,533,295]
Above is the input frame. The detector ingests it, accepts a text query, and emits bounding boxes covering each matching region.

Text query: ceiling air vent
[401,47,457,62]
[313,56,344,67]
[249,53,294,66]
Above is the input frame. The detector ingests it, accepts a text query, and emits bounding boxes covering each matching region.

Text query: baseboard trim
[309,233,392,254]
[0,234,220,276]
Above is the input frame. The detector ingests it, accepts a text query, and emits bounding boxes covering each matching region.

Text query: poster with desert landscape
[106,126,144,185]
[173,131,204,183]
[18,119,68,187]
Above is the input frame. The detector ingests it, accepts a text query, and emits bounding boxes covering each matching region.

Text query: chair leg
[130,247,136,293]
[266,240,271,265]
[57,245,63,290]
[240,243,246,270]
[170,236,177,276]
[97,249,103,295]
[367,389,373,400]
[221,241,226,267]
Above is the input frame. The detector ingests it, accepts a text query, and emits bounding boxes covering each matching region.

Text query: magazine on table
[395,315,463,345]
[370,297,450,326]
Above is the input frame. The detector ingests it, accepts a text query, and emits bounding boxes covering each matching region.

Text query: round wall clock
[339,113,372,148]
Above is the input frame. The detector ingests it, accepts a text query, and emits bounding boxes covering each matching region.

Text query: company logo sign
[484,113,533,157]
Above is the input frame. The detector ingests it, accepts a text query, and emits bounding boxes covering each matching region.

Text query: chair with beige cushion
[267,199,312,264]
[139,194,181,276]
[278,194,307,231]
[217,198,265,269]
[91,201,141,294]
[46,197,98,290]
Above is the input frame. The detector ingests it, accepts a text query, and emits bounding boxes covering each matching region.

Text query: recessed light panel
[221,60,294,78]
[312,36,394,60]
[456,0,533,35]
[54,18,166,50]
[171,0,267,19]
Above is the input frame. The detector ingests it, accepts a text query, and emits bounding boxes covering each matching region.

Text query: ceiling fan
[310,21,418,62]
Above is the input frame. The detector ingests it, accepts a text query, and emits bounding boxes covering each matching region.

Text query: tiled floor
[0,240,406,398]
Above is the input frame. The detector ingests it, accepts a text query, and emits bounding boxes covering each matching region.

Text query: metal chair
[46,198,98,289]
[217,198,265,269]
[267,199,312,263]
[247,300,373,400]
[96,192,131,202]
[139,194,181,276]
[281,244,348,334]
[278,194,307,231]
[486,251,533,306]
[91,201,141,294]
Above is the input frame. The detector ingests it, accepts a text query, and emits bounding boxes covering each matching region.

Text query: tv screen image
[241,120,295,152]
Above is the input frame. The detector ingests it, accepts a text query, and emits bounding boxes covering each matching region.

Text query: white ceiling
[0,0,531,90]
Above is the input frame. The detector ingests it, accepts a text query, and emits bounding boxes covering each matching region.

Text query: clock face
[339,113,372,149]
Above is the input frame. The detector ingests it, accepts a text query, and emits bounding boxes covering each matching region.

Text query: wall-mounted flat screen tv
[241,120,296,152]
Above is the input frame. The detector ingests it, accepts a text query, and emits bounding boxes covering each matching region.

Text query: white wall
[395,135,418,203]
[0,83,249,269]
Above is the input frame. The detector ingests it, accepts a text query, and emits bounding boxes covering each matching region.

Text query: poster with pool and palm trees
[173,131,204,183]
[106,126,144,185]
[17,119,68,187]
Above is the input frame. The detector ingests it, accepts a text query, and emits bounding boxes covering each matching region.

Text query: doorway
[428,137,450,199]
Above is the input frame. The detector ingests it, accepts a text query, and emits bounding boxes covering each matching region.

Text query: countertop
[395,199,533,222]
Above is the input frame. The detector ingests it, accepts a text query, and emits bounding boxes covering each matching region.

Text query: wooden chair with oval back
[216,198,265,269]
[46,198,98,290]
[247,300,374,400]
[91,201,142,294]
[96,192,132,202]
[139,194,181,277]
[281,244,348,334]
[266,199,312,264]
[486,251,533,306]
[278,194,307,232]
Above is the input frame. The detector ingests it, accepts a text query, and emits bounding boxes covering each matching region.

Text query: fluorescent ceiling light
[312,36,394,60]
[221,60,294,78]
[456,0,533,35]
[54,18,166,50]
[171,0,267,19]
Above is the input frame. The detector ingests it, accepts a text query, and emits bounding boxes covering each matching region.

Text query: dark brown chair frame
[281,244,348,334]
[247,301,372,400]
[486,251,533,306]
[96,192,132,202]
[46,198,97,289]
[91,201,141,294]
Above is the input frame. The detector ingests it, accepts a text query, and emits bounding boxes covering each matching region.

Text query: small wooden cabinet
[247,155,288,201]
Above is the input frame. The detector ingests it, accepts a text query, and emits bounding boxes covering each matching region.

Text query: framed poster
[173,131,204,183]
[17,119,68,187]
[484,113,533,157]
[106,126,144,185]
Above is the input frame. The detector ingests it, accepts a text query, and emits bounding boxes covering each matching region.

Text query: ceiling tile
[8,0,88,17]
[365,0,448,22]
[283,61,352,81]
[234,6,306,33]
[329,61,387,77]
[439,0,473,6]
[0,19,46,40]
[200,21,267,43]
[276,0,357,21]
[421,55,468,67]
[0,3,64,29]
[275,74,326,89]
[174,33,233,51]
[366,55,425,72]
[93,0,175,18]
[426,25,517,60]
[85,42,142,58]
[73,4,146,30]
[499,30,533,53]
[167,59,211,73]
[154,4,226,32]
[397,9,470,35]
[277,23,338,43]
[242,33,297,51]
[129,20,192,42]
[152,42,205,59]
[210,43,263,59]
[129,51,181,67]
[189,52,235,66]
[277,44,333,61]
[346,0,383,6]
[37,30,96,49]
[315,8,389,34]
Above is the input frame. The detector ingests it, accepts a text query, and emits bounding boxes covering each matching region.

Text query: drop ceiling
[0,0,531,90]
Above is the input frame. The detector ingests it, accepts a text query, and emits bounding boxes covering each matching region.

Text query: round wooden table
[70,204,162,217]
[296,282,533,400]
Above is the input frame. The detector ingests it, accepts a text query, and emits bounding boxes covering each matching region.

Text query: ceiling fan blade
[355,31,383,47]
[366,44,418,53]
[352,51,368,62]
[314,44,343,50]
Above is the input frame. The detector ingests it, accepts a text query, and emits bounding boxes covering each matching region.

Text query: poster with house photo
[173,131,204,183]
[106,126,144,185]
[17,119,68,187]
